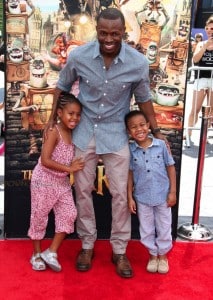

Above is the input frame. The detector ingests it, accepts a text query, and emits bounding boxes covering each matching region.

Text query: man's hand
[153,130,168,141]
[153,131,171,150]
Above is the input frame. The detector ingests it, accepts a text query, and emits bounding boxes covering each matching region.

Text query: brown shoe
[112,253,133,278]
[76,249,94,271]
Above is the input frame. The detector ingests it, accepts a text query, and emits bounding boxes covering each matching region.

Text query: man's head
[96,8,126,57]
[96,8,125,26]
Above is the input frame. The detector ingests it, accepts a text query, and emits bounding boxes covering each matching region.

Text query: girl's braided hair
[53,91,82,121]
[57,91,82,110]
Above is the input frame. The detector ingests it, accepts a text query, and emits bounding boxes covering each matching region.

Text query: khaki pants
[74,138,131,254]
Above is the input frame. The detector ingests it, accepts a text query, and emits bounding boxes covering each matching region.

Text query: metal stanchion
[178,106,213,241]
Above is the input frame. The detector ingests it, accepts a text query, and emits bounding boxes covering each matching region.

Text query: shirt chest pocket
[132,157,146,171]
[106,81,132,102]
[81,76,102,95]
[110,80,132,92]
[150,154,164,167]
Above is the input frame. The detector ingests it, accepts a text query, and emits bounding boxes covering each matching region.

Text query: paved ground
[177,82,213,240]
[177,82,213,235]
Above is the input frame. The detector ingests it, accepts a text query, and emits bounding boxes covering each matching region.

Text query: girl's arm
[127,170,137,214]
[193,41,206,63]
[41,127,70,173]
[41,127,84,173]
[166,165,177,207]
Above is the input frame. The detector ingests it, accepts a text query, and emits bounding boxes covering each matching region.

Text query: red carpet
[0,239,213,300]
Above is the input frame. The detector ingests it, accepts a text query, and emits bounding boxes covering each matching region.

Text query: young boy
[125,110,176,274]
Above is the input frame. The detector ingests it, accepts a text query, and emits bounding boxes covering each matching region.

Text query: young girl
[125,110,176,274]
[187,16,213,139]
[28,92,85,272]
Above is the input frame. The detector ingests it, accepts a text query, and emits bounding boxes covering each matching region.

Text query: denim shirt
[57,40,152,154]
[129,138,175,206]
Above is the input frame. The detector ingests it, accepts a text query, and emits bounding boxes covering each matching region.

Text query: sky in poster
[33,0,59,12]
[31,0,180,13]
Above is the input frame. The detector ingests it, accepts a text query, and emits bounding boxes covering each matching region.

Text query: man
[51,8,164,278]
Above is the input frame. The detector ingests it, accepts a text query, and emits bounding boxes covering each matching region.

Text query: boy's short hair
[125,110,148,128]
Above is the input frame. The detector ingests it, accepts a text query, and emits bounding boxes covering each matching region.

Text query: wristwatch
[152,127,161,134]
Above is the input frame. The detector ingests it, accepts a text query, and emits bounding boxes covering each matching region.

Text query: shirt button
[98,116,101,119]
[101,103,104,107]
[105,80,108,83]
[86,80,89,83]
[123,85,126,88]
[146,160,148,163]
[94,124,97,127]
[147,170,150,172]
[103,66,106,69]
[143,152,145,154]
[103,93,106,96]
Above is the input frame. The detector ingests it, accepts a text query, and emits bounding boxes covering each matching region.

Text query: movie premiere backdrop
[4,0,191,238]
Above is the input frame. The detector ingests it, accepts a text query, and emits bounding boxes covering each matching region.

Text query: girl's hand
[167,192,177,207]
[128,198,137,214]
[70,157,85,172]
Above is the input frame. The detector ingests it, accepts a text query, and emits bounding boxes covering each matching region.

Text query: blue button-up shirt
[57,40,152,154]
[129,138,175,206]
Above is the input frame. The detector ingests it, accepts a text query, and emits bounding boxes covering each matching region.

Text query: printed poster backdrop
[4,0,191,238]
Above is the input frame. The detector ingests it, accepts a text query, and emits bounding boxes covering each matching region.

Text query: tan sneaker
[146,258,158,273]
[158,259,169,274]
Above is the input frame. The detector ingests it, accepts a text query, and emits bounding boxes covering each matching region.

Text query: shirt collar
[131,137,160,151]
[93,41,101,59]
[93,40,125,63]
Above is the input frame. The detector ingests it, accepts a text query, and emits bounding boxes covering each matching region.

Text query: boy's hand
[128,198,137,214]
[167,192,176,207]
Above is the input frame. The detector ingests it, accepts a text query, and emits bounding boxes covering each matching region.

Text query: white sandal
[41,249,61,272]
[30,253,46,271]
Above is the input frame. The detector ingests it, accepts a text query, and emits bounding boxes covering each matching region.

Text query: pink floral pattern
[28,126,77,240]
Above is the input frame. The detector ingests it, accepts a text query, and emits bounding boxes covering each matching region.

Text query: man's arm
[49,87,63,124]
[137,100,165,140]
[43,87,63,139]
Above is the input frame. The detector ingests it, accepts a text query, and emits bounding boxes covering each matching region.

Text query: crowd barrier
[178,105,213,241]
